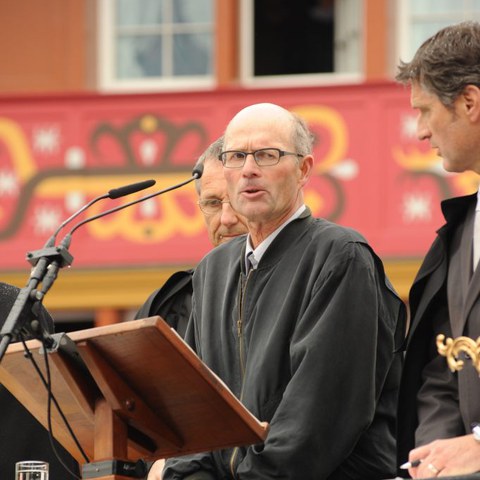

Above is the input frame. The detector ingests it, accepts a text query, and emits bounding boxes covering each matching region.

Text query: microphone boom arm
[64,173,199,243]
[0,179,157,363]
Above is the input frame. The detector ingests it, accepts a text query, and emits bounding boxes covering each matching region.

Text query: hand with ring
[427,463,440,476]
[406,435,480,478]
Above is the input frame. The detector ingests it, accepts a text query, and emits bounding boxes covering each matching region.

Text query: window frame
[392,0,480,72]
[239,0,364,88]
[97,0,216,93]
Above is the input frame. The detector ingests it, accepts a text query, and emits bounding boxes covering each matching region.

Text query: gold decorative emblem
[436,334,480,374]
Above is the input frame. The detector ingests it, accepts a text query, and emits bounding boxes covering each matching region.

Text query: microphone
[43,179,156,248]
[29,179,157,294]
[60,167,203,249]
[108,179,156,199]
[192,163,204,180]
[0,179,157,361]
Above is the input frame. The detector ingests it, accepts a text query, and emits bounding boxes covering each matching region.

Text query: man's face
[199,159,248,246]
[411,81,479,173]
[223,114,310,228]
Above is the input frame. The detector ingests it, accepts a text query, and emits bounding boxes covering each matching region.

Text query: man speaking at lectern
[153,103,406,480]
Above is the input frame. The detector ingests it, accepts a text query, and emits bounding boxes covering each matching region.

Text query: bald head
[226,103,291,129]
[224,103,313,155]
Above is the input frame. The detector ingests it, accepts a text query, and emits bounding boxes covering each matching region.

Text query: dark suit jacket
[397,192,480,470]
[0,282,79,479]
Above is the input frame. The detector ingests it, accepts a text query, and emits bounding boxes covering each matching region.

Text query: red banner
[0,83,477,271]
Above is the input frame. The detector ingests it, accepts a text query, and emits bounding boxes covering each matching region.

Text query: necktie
[473,208,480,271]
[246,252,257,273]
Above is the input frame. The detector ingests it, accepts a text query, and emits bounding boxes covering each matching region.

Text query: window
[98,0,215,91]
[240,0,363,86]
[396,0,480,64]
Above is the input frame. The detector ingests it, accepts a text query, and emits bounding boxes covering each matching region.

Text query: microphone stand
[0,171,202,362]
[0,177,161,480]
[0,179,157,363]
[0,244,74,362]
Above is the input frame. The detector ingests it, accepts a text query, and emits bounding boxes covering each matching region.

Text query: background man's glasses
[198,199,231,215]
[218,148,303,168]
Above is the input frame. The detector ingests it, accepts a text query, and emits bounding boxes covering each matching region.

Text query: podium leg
[82,398,132,479]
[94,397,127,460]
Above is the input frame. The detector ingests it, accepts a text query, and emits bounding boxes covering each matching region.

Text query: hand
[147,459,165,480]
[408,435,480,478]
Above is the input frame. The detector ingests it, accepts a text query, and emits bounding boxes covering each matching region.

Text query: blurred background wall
[0,0,478,331]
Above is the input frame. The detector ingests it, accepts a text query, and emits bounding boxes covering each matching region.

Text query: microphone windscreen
[192,163,204,179]
[108,179,155,199]
[0,282,54,336]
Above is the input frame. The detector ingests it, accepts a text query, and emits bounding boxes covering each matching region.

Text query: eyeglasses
[218,148,303,168]
[197,199,231,215]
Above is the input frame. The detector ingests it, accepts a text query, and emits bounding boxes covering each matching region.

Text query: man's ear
[462,85,480,122]
[298,154,314,186]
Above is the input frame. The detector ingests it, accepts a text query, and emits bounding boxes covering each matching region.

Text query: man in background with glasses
[135,137,248,338]
[156,103,405,480]
[195,137,249,248]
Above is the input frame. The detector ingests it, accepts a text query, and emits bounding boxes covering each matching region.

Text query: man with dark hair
[150,103,405,480]
[396,21,480,478]
[0,282,80,479]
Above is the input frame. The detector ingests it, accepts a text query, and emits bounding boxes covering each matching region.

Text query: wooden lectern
[0,317,268,480]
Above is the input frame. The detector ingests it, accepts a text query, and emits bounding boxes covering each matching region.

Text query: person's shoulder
[303,218,380,267]
[197,234,246,270]
[206,234,246,259]
[308,217,368,245]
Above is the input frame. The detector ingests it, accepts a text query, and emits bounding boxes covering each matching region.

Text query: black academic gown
[135,269,193,338]
[0,282,79,479]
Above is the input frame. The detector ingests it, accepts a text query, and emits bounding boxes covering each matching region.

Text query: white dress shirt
[245,205,306,271]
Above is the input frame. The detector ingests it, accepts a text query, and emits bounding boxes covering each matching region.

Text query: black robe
[165,209,406,479]
[0,282,79,479]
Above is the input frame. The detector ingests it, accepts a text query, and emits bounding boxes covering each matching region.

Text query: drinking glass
[15,461,49,480]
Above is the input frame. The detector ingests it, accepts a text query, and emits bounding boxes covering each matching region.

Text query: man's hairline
[400,77,463,110]
[195,155,224,196]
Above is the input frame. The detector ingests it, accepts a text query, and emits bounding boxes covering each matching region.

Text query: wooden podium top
[0,317,267,464]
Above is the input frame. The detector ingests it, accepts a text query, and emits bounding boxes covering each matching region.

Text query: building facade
[1,0,478,327]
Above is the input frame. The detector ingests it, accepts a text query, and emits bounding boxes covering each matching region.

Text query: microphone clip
[26,245,74,268]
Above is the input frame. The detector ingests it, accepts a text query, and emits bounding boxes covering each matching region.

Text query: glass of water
[15,461,49,480]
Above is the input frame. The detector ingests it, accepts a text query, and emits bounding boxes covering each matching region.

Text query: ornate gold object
[436,334,480,374]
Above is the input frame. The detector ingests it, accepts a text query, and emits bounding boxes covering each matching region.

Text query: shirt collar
[245,204,306,271]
